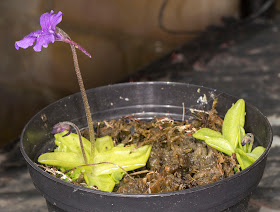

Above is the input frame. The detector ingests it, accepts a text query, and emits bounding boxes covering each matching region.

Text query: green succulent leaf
[111,171,125,183]
[222,99,245,149]
[94,135,114,153]
[192,99,266,171]
[92,144,152,175]
[235,147,265,170]
[235,148,255,163]
[54,131,91,155]
[84,172,116,192]
[248,141,253,153]
[65,167,85,181]
[38,132,152,192]
[247,146,266,160]
[193,128,234,156]
[192,128,223,140]
[235,152,252,170]
[38,152,85,169]
[204,137,234,156]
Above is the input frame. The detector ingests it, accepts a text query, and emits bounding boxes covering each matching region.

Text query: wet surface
[1,15,280,211]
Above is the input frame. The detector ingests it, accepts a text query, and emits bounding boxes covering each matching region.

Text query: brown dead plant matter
[78,104,238,194]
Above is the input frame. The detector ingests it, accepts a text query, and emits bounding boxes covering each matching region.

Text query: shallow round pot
[20,82,273,212]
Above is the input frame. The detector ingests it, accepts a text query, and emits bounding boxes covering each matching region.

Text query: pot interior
[20,82,273,196]
[22,82,272,162]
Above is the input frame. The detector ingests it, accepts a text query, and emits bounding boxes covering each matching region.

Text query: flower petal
[15,30,42,50]
[51,123,71,135]
[40,10,63,33]
[15,36,36,50]
[40,10,54,32]
[33,33,55,52]
[50,11,63,31]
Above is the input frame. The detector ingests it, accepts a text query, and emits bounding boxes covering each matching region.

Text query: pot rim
[20,81,273,198]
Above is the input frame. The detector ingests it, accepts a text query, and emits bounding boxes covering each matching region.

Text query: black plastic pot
[20,82,273,212]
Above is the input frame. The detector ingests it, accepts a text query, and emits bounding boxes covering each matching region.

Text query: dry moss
[79,106,238,194]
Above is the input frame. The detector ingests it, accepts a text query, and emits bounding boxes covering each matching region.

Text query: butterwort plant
[192,99,266,170]
[15,10,96,159]
[15,10,152,191]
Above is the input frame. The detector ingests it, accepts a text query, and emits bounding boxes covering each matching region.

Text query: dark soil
[79,103,238,194]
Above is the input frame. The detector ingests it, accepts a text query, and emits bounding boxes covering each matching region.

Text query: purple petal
[40,10,54,32]
[40,10,63,33]
[51,126,63,134]
[15,37,36,50]
[15,30,42,50]
[15,10,64,52]
[33,33,55,52]
[51,123,71,134]
[241,133,254,146]
[49,11,63,31]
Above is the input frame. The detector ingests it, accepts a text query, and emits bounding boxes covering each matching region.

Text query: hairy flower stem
[58,121,88,164]
[69,44,95,160]
[56,27,95,161]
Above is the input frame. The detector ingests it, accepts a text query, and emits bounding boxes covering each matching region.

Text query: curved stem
[59,121,88,164]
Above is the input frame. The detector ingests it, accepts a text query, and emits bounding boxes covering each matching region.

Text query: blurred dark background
[0,0,277,146]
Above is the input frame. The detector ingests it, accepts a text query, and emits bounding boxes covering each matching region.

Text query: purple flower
[51,123,71,136]
[241,133,254,146]
[15,10,92,58]
[15,10,64,52]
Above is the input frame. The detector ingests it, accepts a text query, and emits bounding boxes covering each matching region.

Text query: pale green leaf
[92,144,152,175]
[38,152,85,169]
[235,148,256,170]
[54,131,91,157]
[95,135,114,153]
[247,146,265,160]
[39,132,152,192]
[204,137,234,156]
[222,99,245,149]
[84,173,116,192]
[192,128,223,140]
